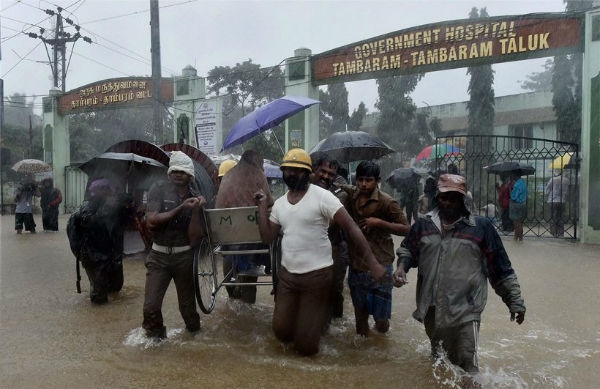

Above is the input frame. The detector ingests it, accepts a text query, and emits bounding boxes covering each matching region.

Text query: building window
[510,124,533,149]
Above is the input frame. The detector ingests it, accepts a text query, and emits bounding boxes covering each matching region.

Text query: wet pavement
[1,213,600,389]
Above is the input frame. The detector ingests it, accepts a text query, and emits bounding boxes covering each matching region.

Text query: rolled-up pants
[143,249,200,338]
[273,265,332,356]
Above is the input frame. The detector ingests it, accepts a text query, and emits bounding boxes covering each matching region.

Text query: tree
[347,102,367,132]
[68,104,170,163]
[1,94,43,168]
[552,54,578,144]
[466,7,495,140]
[206,59,285,160]
[375,74,431,170]
[319,83,350,138]
[520,59,553,92]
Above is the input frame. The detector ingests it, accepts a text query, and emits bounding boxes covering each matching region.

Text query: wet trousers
[424,307,480,373]
[42,206,59,231]
[549,203,565,237]
[82,259,124,304]
[15,213,36,232]
[142,249,200,338]
[273,265,332,356]
[329,241,348,319]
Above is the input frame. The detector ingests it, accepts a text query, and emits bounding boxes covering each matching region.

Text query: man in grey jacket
[393,174,526,374]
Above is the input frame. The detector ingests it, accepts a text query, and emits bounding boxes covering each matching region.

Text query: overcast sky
[2,0,567,115]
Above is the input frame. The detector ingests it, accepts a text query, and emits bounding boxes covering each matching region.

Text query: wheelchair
[193,206,281,313]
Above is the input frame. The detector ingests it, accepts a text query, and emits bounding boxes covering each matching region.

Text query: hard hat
[218,159,237,177]
[280,148,312,172]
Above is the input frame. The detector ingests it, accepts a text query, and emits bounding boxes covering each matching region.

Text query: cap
[437,174,467,196]
[168,151,195,177]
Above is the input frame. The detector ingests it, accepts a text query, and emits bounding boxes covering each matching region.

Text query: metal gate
[435,135,579,240]
[64,165,88,214]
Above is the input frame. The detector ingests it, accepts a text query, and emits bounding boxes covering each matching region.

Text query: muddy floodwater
[1,214,599,389]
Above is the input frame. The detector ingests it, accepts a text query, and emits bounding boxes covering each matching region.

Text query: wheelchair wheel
[270,233,283,295]
[193,237,217,314]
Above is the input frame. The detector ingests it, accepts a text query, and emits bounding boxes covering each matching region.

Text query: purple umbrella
[222,95,320,151]
[263,159,282,179]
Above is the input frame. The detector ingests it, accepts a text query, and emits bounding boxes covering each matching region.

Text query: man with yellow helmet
[253,148,386,356]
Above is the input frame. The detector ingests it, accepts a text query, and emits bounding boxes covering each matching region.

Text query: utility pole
[150,0,163,143]
[26,7,92,92]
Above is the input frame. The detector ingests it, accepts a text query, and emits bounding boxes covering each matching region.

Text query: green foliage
[520,59,553,92]
[68,105,170,163]
[319,83,351,137]
[466,7,495,140]
[1,94,43,168]
[375,74,430,159]
[206,59,285,161]
[348,102,367,132]
[552,54,579,144]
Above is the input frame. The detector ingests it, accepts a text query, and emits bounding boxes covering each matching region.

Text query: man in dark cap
[393,173,526,376]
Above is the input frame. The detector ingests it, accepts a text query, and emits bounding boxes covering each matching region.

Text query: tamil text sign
[58,77,174,114]
[312,13,583,85]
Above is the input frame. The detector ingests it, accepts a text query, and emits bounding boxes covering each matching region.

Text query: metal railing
[433,135,579,240]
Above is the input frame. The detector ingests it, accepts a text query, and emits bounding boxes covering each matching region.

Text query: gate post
[284,48,320,152]
[580,9,600,243]
[42,88,69,214]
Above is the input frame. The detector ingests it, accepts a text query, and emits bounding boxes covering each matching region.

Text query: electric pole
[26,7,92,92]
[150,0,163,143]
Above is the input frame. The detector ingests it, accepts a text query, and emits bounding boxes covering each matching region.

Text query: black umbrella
[484,161,535,176]
[386,167,420,190]
[309,131,396,163]
[79,152,167,192]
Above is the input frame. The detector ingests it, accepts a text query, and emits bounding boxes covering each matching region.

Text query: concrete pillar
[172,66,223,156]
[284,48,320,152]
[580,9,600,243]
[42,88,69,214]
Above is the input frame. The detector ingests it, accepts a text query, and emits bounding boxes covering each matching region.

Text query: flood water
[1,214,599,389]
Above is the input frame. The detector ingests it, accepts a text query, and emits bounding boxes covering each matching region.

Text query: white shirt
[270,184,343,274]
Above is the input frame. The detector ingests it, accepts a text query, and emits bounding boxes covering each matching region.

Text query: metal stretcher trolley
[193,206,281,313]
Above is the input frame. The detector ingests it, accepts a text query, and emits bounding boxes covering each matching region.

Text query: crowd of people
[20,145,530,380]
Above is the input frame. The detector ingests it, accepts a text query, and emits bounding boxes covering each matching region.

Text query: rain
[2,1,600,388]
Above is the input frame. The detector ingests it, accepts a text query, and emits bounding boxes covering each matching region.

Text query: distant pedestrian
[40,178,62,231]
[496,173,515,232]
[509,171,528,241]
[545,170,569,237]
[398,174,420,225]
[14,174,40,234]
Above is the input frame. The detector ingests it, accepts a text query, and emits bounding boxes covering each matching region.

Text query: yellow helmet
[280,148,312,172]
[218,159,237,177]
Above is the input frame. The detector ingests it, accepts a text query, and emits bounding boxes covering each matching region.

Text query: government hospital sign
[312,13,583,84]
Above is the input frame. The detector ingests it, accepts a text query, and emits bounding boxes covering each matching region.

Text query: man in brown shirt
[341,161,409,336]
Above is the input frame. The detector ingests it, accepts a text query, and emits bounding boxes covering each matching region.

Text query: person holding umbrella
[509,170,528,242]
[14,174,41,234]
